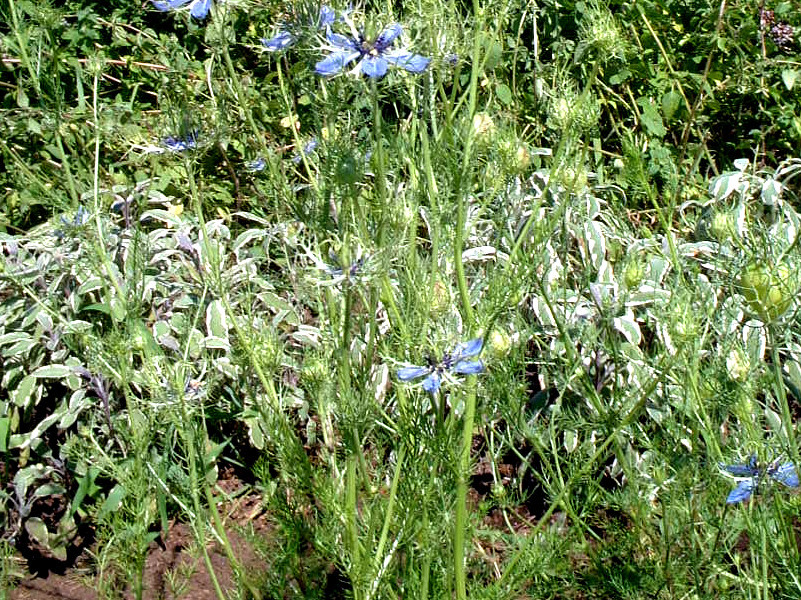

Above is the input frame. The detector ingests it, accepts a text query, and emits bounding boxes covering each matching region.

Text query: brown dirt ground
[9,473,271,600]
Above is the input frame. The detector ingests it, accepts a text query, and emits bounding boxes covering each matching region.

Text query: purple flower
[315,23,430,78]
[397,338,484,394]
[152,0,212,20]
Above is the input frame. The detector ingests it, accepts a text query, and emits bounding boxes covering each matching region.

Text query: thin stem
[371,446,405,588]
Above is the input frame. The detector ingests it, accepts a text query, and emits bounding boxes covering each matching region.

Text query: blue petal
[770,462,800,488]
[152,0,190,10]
[163,136,188,151]
[375,23,403,51]
[319,5,336,27]
[245,158,266,172]
[454,338,483,359]
[397,366,429,381]
[721,462,759,477]
[385,50,430,73]
[262,31,295,51]
[360,56,388,78]
[190,0,212,19]
[453,359,484,375]
[326,30,359,51]
[422,372,442,394]
[726,479,755,504]
[315,50,360,76]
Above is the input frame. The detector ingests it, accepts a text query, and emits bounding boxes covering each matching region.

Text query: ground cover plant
[3,0,801,598]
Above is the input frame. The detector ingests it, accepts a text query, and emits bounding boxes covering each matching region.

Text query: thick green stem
[452,2,485,597]
[372,81,387,246]
[771,331,800,468]
[454,379,477,599]
[346,452,362,599]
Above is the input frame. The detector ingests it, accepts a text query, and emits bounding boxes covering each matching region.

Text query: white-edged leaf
[31,364,73,379]
[613,311,642,345]
[11,375,37,407]
[63,320,93,334]
[204,336,230,351]
[77,277,105,296]
[709,172,743,201]
[205,299,228,340]
[584,221,606,271]
[0,332,31,346]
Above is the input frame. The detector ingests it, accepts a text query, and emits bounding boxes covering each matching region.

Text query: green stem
[276,59,320,194]
[454,378,477,599]
[217,6,263,146]
[8,0,41,97]
[90,69,127,308]
[347,452,362,599]
[371,446,405,592]
[497,350,678,589]
[372,80,387,246]
[770,330,800,467]
[179,398,226,600]
[452,2,485,597]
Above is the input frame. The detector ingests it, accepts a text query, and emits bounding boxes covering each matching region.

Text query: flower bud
[726,347,750,383]
[472,112,496,141]
[488,330,512,357]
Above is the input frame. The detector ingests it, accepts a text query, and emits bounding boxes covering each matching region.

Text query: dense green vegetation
[3,0,801,597]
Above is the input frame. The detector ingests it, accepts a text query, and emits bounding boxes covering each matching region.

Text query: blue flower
[326,252,365,279]
[292,138,319,164]
[262,5,337,52]
[397,338,484,394]
[720,455,800,504]
[152,0,212,20]
[245,157,267,172]
[163,129,199,152]
[54,206,90,239]
[262,31,296,52]
[315,23,430,78]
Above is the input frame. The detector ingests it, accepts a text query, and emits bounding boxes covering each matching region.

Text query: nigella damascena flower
[163,129,199,152]
[152,0,212,20]
[315,23,430,78]
[262,5,336,51]
[245,157,267,172]
[292,138,318,164]
[397,338,484,394]
[720,454,799,504]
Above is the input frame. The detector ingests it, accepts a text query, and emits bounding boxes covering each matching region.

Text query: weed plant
[2,0,801,599]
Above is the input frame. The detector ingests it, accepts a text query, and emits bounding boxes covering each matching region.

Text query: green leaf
[661,90,681,121]
[80,303,111,315]
[25,518,50,547]
[495,83,513,106]
[0,417,9,453]
[638,98,666,138]
[782,69,799,90]
[0,332,31,347]
[70,467,101,518]
[98,484,127,519]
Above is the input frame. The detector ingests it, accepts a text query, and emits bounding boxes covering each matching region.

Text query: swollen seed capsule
[488,330,512,357]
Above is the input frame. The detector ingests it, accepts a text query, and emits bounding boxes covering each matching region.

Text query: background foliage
[3,0,801,598]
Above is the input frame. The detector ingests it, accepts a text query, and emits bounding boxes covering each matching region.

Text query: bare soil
[9,472,270,600]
